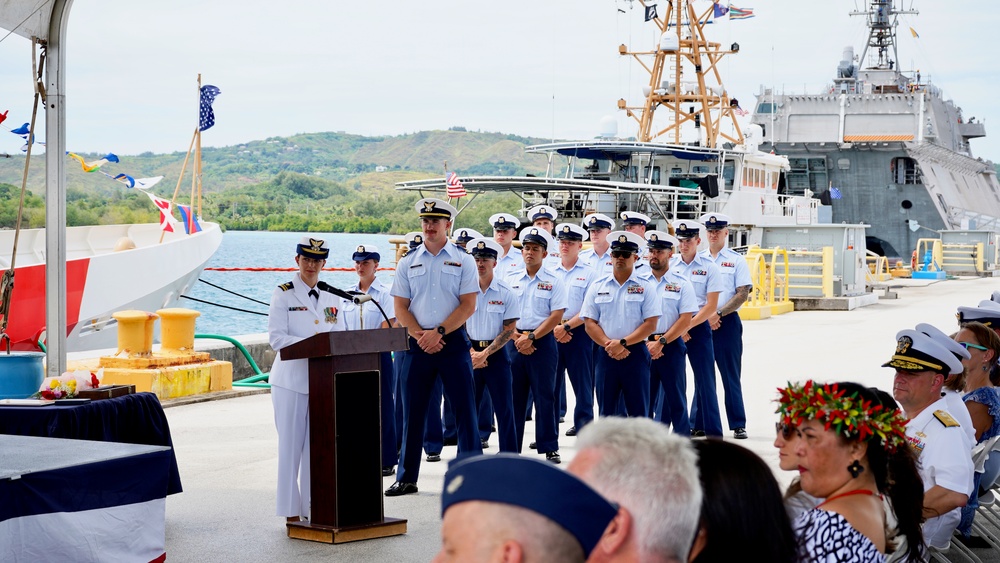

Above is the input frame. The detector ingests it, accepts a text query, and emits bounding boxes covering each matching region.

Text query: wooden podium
[279,327,409,544]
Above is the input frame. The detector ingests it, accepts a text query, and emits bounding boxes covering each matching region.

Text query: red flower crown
[775,380,909,453]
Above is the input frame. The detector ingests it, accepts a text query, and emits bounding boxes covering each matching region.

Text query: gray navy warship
[751,0,1000,260]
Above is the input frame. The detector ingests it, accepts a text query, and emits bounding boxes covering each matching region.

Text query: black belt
[471,340,492,351]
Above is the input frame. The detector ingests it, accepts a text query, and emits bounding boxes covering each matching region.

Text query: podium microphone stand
[279,327,408,543]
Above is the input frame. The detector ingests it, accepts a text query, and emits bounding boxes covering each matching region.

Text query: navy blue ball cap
[351,244,380,262]
[296,236,329,259]
[442,454,617,558]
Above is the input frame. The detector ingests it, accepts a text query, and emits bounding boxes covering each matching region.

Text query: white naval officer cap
[883,328,964,375]
[957,300,1000,328]
[453,228,485,244]
[555,223,589,241]
[645,230,679,250]
[415,198,456,219]
[518,227,554,249]
[527,204,558,223]
[620,211,651,226]
[466,237,503,259]
[352,244,381,262]
[489,212,521,230]
[699,212,732,231]
[582,213,615,230]
[296,236,329,259]
[915,322,971,362]
[404,231,424,248]
[671,219,702,240]
[607,230,645,254]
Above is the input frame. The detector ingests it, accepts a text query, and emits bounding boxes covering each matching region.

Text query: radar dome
[598,116,618,138]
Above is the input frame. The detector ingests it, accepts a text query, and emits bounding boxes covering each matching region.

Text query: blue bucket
[0,352,46,400]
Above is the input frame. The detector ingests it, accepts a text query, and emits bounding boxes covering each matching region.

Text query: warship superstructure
[751,0,1000,259]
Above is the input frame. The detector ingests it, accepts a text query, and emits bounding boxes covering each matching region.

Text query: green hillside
[0,129,547,233]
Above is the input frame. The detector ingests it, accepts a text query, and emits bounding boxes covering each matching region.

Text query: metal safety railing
[913,238,944,273]
[865,250,894,286]
[940,241,984,274]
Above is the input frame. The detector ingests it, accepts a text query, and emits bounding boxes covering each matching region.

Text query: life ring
[911,250,917,270]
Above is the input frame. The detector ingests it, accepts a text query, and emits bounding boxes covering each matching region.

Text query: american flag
[199,85,222,132]
[733,106,749,116]
[446,171,467,198]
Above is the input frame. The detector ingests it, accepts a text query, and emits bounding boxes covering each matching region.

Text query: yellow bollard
[112,310,159,356]
[156,308,201,351]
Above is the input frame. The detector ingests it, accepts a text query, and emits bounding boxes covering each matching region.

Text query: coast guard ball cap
[489,212,521,230]
[415,198,456,219]
[646,230,679,250]
[296,236,329,259]
[352,244,380,262]
[699,212,731,231]
[555,223,588,241]
[467,237,503,259]
[583,213,615,231]
[453,228,484,245]
[620,211,651,226]
[883,328,963,375]
[404,231,424,249]
[519,227,553,250]
[528,204,558,223]
[608,231,645,254]
[672,220,702,240]
[441,454,618,558]
[957,300,1000,328]
[915,322,971,362]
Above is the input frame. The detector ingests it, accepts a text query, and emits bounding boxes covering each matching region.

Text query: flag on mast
[199,85,222,131]
[729,6,755,20]
[145,192,175,233]
[446,172,467,199]
[644,4,658,22]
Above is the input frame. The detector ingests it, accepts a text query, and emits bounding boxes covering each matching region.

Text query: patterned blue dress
[958,386,1000,537]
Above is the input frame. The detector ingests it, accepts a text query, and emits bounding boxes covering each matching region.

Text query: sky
[0,0,998,161]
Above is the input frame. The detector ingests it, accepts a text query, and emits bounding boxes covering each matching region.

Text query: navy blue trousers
[649,339,690,435]
[712,313,746,429]
[556,326,594,430]
[473,346,518,452]
[379,352,398,467]
[397,329,482,484]
[686,321,723,436]
[443,382,495,441]
[596,342,651,418]
[510,333,559,453]
[593,341,626,416]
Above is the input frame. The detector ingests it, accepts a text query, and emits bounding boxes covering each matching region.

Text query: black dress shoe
[384,481,418,497]
[481,439,489,449]
[381,465,395,476]
[733,428,748,440]
[529,441,537,449]
[426,452,441,462]
[443,437,458,446]
[559,417,565,423]
[546,451,561,464]
[691,429,706,438]
[565,426,577,437]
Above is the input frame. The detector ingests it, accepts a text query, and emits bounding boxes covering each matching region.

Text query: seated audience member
[568,418,701,563]
[774,420,822,520]
[887,327,976,550]
[435,454,617,563]
[689,439,798,563]
[915,323,975,447]
[778,380,925,562]
[954,321,1000,545]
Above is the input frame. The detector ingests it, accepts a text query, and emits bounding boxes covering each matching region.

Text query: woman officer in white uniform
[268,236,345,523]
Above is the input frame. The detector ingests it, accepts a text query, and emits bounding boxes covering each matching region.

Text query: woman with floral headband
[777,381,925,562]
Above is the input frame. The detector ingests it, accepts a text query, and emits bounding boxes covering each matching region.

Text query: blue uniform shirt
[342,277,395,331]
[391,242,478,328]
[645,269,699,334]
[549,259,598,320]
[496,246,524,278]
[580,247,613,278]
[580,272,661,340]
[467,277,521,341]
[669,254,725,309]
[505,268,568,331]
[699,247,752,306]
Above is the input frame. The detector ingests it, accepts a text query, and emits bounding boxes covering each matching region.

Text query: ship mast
[850,0,918,71]
[617,0,743,147]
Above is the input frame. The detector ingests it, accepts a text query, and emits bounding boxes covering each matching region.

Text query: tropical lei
[776,380,909,452]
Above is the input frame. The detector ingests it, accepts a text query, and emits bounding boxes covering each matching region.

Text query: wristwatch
[563,323,571,333]
[716,309,723,317]
[527,332,536,341]
[436,325,446,335]
[658,336,667,345]
[619,338,628,347]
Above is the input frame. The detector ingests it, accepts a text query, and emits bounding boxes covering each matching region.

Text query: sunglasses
[959,341,989,351]
[611,250,635,258]
[775,422,796,440]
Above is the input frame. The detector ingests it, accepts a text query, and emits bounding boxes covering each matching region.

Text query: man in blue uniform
[699,213,752,439]
[491,212,523,279]
[453,228,484,249]
[642,231,698,432]
[387,198,483,496]
[268,237,345,522]
[550,223,598,437]
[465,237,520,453]
[527,204,560,268]
[505,227,567,463]
[579,213,615,278]
[671,219,725,438]
[581,231,660,418]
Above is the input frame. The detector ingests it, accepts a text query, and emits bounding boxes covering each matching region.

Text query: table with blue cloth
[0,392,182,495]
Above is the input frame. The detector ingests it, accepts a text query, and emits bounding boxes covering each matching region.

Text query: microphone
[318,282,390,326]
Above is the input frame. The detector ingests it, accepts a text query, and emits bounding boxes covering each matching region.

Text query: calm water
[184,231,398,336]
